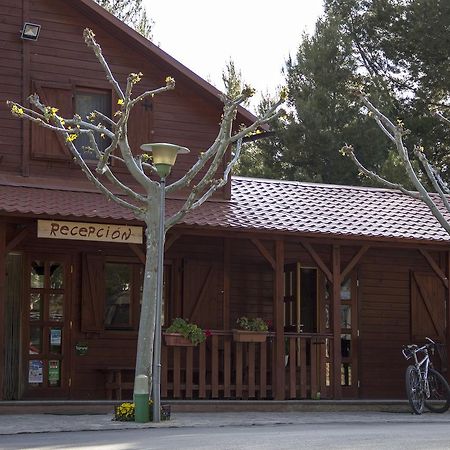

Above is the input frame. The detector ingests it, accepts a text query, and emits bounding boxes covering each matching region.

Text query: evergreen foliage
[237,0,450,187]
[94,0,153,39]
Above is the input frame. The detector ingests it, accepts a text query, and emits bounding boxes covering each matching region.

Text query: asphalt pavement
[1,409,450,435]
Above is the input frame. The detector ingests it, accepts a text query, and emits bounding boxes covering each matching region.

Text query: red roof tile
[1,177,449,243]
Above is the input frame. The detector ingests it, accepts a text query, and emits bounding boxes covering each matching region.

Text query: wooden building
[1,0,449,402]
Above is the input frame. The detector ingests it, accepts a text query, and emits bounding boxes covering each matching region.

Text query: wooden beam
[341,245,370,282]
[6,225,31,253]
[223,239,231,330]
[332,245,342,399]
[301,241,332,282]
[165,232,181,252]
[273,239,285,400]
[0,223,6,399]
[128,243,145,264]
[251,238,275,270]
[419,249,449,289]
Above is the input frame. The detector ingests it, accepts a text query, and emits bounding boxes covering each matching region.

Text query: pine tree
[95,0,153,39]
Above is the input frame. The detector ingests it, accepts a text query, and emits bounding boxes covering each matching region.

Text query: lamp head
[21,23,41,41]
[140,143,190,178]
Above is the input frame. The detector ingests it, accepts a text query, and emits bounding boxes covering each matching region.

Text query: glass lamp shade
[140,143,190,178]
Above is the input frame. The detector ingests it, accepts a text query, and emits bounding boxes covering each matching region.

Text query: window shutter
[127,93,153,154]
[182,259,221,329]
[31,82,73,160]
[81,253,105,332]
[411,272,445,341]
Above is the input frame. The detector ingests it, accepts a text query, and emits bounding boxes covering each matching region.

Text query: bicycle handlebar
[402,337,436,360]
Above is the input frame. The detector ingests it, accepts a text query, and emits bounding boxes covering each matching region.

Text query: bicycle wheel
[405,365,424,414]
[424,368,450,413]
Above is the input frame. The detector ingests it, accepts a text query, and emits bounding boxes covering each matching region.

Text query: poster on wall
[50,328,62,346]
[48,360,60,386]
[28,360,43,384]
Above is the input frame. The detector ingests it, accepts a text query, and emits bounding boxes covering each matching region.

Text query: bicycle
[402,337,450,414]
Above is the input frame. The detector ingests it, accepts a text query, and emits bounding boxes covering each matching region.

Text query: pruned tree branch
[165,138,244,229]
[342,92,450,236]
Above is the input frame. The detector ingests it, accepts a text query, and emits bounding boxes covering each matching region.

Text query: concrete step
[0,399,411,415]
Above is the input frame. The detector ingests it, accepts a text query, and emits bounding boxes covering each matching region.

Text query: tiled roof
[1,177,449,243]
[179,177,450,242]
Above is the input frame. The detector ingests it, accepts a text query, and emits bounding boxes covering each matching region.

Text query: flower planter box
[114,403,171,422]
[164,333,195,347]
[232,329,267,343]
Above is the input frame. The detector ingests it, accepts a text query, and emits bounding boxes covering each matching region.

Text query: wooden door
[23,254,72,398]
[182,259,222,330]
[411,272,445,342]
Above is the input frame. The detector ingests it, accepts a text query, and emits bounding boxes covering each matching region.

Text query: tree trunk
[134,197,160,393]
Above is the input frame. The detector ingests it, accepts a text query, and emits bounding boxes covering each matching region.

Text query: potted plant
[164,318,207,346]
[233,317,269,342]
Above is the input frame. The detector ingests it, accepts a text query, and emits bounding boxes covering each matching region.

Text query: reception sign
[38,220,143,244]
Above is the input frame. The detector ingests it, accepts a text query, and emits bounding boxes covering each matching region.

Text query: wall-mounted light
[21,23,41,41]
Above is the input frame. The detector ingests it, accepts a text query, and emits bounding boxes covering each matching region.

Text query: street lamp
[140,142,189,422]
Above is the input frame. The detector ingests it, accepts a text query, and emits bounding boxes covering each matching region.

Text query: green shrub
[165,318,207,345]
[235,317,269,332]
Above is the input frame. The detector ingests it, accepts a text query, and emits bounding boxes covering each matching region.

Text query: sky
[143,1,324,110]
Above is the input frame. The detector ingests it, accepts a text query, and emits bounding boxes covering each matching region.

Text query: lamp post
[140,143,189,422]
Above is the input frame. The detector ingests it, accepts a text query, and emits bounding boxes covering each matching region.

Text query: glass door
[340,275,358,398]
[24,255,71,398]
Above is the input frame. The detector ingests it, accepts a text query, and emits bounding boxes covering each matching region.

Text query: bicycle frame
[413,346,431,396]
[403,339,435,398]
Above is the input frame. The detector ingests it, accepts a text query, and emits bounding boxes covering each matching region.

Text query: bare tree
[341,89,450,235]
[8,29,284,404]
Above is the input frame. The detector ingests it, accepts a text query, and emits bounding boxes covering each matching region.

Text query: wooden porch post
[223,239,231,330]
[332,244,342,399]
[447,251,450,382]
[0,222,6,400]
[274,239,285,400]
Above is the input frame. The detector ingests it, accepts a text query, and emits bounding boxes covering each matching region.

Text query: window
[104,261,141,330]
[82,254,171,332]
[75,89,111,159]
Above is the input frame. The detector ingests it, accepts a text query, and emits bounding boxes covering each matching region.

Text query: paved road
[1,421,450,449]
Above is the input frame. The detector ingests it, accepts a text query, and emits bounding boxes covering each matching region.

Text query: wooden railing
[161,331,333,400]
[284,333,333,400]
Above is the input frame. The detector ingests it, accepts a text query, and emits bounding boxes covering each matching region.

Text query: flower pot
[232,329,267,343]
[164,333,195,347]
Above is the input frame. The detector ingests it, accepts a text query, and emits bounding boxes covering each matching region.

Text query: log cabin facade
[1,0,450,402]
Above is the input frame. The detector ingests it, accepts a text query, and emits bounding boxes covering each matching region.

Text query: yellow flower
[66,134,78,142]
[165,76,175,87]
[117,98,124,105]
[11,104,24,116]
[129,72,143,84]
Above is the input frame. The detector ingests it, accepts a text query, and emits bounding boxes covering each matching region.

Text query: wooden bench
[101,366,134,400]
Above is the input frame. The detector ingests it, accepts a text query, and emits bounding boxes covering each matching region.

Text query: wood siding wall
[4,216,448,400]
[1,0,23,174]
[1,0,228,197]
[358,248,441,398]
